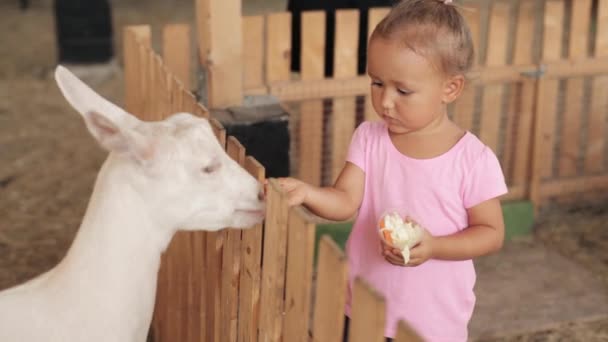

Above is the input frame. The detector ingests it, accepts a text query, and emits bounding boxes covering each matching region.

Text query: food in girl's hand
[378,211,423,263]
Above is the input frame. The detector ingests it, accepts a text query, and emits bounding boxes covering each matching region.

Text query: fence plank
[124,25,151,116]
[311,236,348,342]
[162,24,191,91]
[204,126,226,342]
[508,0,537,187]
[258,179,289,342]
[298,11,325,186]
[301,11,326,81]
[266,12,292,83]
[331,10,360,183]
[220,137,246,342]
[560,0,592,176]
[539,0,564,180]
[299,100,324,186]
[453,4,481,132]
[195,0,243,107]
[243,16,265,91]
[282,207,316,342]
[238,157,266,342]
[367,8,390,38]
[585,0,608,173]
[479,2,510,153]
[393,321,424,342]
[348,278,385,342]
[334,9,360,78]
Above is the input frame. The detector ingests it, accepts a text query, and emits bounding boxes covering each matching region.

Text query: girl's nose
[381,91,394,110]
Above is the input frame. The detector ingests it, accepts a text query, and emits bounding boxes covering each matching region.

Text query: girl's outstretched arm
[277,162,365,221]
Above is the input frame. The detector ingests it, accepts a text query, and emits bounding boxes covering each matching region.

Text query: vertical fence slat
[333,9,360,78]
[258,179,289,342]
[310,236,348,342]
[508,0,537,187]
[364,8,390,123]
[348,278,385,342]
[156,56,171,120]
[298,12,326,186]
[331,9,359,182]
[192,230,207,342]
[530,0,565,205]
[195,0,243,107]
[237,157,265,342]
[266,12,292,83]
[585,0,608,172]
[204,122,226,342]
[301,11,326,81]
[453,4,481,132]
[162,24,191,91]
[282,207,316,342]
[560,0,592,176]
[220,137,246,342]
[539,0,564,180]
[393,321,424,342]
[367,7,389,38]
[479,3,510,153]
[243,16,265,91]
[124,26,151,116]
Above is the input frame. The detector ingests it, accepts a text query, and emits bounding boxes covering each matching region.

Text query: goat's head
[54,66,265,231]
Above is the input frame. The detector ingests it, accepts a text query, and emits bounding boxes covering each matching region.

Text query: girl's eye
[397,88,411,95]
[202,162,221,174]
[371,81,383,87]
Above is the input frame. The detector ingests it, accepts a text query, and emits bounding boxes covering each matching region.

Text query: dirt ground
[1,1,608,341]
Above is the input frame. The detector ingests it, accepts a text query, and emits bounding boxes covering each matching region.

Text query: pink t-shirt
[344,121,507,341]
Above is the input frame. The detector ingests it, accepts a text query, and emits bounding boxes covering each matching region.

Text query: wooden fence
[123,26,423,342]
[195,0,608,208]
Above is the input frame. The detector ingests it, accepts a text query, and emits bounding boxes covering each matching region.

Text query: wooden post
[195,0,243,108]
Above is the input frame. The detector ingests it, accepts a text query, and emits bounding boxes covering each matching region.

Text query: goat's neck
[54,156,175,333]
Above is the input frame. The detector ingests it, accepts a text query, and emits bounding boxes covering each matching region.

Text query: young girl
[279,0,507,341]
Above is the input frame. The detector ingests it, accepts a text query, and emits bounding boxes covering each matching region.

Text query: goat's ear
[85,111,155,164]
[54,65,139,127]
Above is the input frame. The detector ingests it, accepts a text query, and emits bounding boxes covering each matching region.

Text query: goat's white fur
[0,66,265,342]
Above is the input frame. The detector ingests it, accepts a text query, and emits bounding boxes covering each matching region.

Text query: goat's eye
[202,162,221,174]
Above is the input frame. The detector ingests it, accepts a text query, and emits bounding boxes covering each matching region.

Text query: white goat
[0,66,265,342]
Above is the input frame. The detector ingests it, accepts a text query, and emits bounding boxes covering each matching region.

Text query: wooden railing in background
[197,0,608,208]
[123,26,424,342]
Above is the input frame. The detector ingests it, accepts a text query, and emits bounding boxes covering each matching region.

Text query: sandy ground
[1,1,608,341]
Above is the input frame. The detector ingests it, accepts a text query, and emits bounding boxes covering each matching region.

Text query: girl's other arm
[431,197,505,261]
[278,162,365,221]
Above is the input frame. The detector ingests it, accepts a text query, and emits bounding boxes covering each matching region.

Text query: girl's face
[367,36,460,134]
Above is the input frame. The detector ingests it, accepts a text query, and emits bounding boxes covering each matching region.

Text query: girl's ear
[442,74,465,104]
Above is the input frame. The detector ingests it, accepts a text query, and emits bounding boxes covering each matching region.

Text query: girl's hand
[381,223,435,267]
[276,177,310,207]
[407,228,435,266]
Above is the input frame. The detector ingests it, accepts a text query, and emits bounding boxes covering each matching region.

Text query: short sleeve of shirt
[346,122,370,172]
[463,146,508,209]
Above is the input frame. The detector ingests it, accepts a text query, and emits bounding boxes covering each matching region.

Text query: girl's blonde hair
[371,0,475,77]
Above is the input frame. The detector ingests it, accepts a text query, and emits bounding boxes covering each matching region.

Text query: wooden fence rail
[205,0,608,207]
[123,25,423,342]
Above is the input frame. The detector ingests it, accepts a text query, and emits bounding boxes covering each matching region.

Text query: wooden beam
[259,58,608,102]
